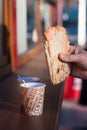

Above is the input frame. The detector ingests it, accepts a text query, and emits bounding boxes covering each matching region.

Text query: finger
[74,46,81,54]
[69,45,76,54]
[69,45,81,54]
[59,53,80,63]
[81,50,87,54]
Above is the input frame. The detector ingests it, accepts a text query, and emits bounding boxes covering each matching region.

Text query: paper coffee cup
[19,82,46,116]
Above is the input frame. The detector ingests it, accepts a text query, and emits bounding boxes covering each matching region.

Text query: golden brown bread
[43,26,70,85]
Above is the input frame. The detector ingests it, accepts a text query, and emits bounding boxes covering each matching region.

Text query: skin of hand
[59,45,87,79]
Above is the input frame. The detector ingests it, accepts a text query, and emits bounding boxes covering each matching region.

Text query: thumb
[59,53,79,63]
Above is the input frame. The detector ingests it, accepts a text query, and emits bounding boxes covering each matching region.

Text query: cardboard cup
[19,82,46,116]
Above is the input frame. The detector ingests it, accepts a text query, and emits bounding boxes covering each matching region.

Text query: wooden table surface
[0,73,64,130]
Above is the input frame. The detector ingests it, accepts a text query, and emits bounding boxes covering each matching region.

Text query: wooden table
[0,73,64,130]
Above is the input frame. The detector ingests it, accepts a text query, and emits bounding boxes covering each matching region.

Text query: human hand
[59,45,87,79]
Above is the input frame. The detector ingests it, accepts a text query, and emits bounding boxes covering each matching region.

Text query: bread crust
[44,26,70,85]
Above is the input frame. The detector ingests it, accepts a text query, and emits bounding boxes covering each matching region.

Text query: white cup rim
[20,82,46,89]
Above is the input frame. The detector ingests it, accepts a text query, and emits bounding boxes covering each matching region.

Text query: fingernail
[60,54,66,59]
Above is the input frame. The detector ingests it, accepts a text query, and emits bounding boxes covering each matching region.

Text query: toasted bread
[44,26,70,85]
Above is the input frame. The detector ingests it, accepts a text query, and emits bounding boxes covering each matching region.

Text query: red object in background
[63,76,82,101]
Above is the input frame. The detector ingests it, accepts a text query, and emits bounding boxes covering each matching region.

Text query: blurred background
[0,0,87,71]
[0,0,87,129]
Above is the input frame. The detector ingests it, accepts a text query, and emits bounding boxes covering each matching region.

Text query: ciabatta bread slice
[44,26,70,85]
